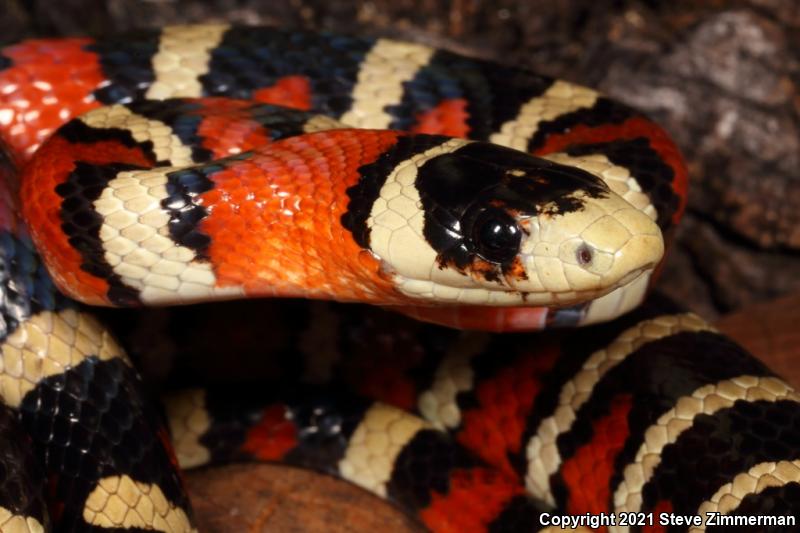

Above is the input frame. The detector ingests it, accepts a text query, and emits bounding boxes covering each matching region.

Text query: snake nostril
[576,244,594,266]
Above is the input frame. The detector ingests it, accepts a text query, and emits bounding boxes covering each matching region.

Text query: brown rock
[186,463,421,533]
[716,292,800,388]
[660,215,800,316]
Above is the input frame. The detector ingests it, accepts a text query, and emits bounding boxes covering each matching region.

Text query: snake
[0,23,798,533]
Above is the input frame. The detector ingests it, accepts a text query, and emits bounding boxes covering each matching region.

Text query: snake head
[360,137,664,307]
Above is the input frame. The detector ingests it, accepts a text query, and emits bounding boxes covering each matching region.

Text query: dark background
[2,0,798,319]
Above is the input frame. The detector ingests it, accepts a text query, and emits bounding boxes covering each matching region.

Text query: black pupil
[473,209,521,263]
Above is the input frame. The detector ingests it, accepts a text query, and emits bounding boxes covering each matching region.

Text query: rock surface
[186,463,421,532]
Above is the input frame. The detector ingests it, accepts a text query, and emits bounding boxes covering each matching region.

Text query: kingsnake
[0,24,797,533]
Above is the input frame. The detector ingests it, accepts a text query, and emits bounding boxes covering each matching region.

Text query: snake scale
[0,23,797,533]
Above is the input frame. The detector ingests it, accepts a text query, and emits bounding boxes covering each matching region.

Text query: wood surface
[186,463,420,532]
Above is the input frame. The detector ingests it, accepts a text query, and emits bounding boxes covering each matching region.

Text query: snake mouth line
[390,262,656,307]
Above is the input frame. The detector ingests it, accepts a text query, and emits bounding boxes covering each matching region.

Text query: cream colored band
[146,24,230,100]
[417,332,490,429]
[83,475,196,532]
[688,460,800,533]
[164,388,211,469]
[0,508,44,533]
[338,403,432,497]
[489,80,599,151]
[525,313,714,506]
[339,39,435,129]
[612,376,800,520]
[0,309,128,408]
[78,105,195,166]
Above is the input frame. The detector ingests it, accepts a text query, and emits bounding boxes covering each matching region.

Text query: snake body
[0,24,797,533]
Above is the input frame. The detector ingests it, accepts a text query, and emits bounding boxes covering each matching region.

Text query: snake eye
[576,243,594,266]
[471,208,522,263]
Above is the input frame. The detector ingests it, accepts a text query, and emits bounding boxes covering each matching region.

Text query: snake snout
[514,191,664,301]
[568,203,664,292]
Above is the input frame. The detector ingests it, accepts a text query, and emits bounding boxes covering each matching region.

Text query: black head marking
[415,142,609,273]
